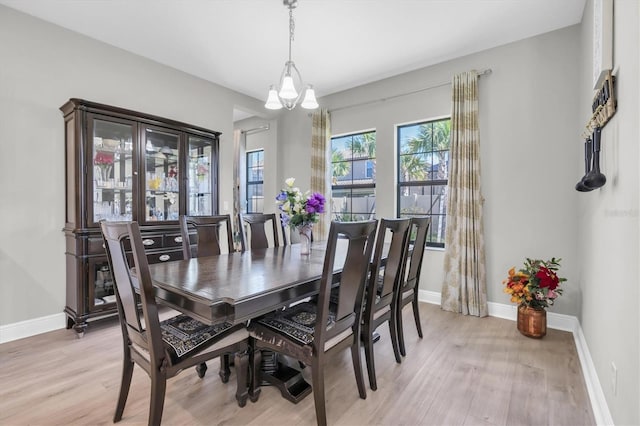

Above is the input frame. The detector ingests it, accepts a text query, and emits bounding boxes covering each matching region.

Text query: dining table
[147,240,350,403]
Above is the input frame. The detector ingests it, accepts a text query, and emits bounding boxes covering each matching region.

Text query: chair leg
[219,354,231,383]
[389,314,402,363]
[234,351,249,407]
[249,346,262,403]
[412,296,423,338]
[362,327,377,391]
[113,358,134,422]
[311,359,327,426]
[148,373,167,426]
[396,303,407,357]
[350,338,367,399]
[195,362,207,378]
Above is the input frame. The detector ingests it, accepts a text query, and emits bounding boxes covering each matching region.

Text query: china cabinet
[61,99,220,336]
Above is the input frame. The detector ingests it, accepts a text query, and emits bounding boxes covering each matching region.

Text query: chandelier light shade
[265,0,318,111]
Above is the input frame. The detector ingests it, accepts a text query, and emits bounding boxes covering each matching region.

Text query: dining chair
[238,213,280,250]
[179,214,237,383]
[249,220,378,426]
[179,214,234,259]
[100,221,250,426]
[362,218,411,391]
[395,216,431,357]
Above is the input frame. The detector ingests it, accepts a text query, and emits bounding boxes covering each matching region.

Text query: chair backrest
[399,217,431,296]
[180,215,234,259]
[365,218,412,315]
[100,221,165,366]
[314,220,378,352]
[238,213,280,251]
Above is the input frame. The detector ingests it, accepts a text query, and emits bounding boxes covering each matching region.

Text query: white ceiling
[1,0,585,115]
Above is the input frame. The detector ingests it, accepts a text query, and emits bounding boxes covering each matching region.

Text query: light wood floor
[0,303,595,425]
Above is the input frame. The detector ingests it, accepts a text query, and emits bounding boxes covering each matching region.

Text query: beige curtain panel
[310,109,331,241]
[441,70,488,317]
[232,129,243,247]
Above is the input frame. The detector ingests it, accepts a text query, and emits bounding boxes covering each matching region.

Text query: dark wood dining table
[147,241,347,326]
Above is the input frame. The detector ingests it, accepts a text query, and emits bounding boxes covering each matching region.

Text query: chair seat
[160,314,241,363]
[252,302,336,346]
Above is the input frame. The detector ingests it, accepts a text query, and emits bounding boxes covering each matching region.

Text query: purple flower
[280,214,290,227]
[306,193,325,214]
[276,191,288,202]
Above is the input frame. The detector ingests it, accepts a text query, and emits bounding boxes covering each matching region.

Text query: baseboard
[573,322,615,425]
[0,313,66,344]
[418,291,613,426]
[419,289,441,305]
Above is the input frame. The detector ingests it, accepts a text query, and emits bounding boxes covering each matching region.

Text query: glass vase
[297,224,313,255]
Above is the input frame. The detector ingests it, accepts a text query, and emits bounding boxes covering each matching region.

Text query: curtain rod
[241,124,270,135]
[328,68,492,114]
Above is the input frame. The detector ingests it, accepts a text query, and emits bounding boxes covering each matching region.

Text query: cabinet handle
[159,254,171,262]
[142,239,155,246]
[174,236,183,243]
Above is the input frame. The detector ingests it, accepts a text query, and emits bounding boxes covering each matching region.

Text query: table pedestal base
[262,363,312,403]
[260,351,312,403]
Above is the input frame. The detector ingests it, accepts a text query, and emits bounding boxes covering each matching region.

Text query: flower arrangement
[276,178,326,228]
[94,151,114,165]
[196,163,208,176]
[503,258,566,310]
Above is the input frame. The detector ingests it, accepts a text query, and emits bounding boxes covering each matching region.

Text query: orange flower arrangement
[503,258,566,310]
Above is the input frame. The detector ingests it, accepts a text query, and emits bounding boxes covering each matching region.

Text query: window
[331,131,376,221]
[397,118,451,247]
[246,150,264,213]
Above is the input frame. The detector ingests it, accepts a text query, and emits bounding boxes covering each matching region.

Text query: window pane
[246,150,264,213]
[350,187,376,220]
[397,118,450,247]
[331,188,352,221]
[352,159,375,183]
[331,131,376,221]
[399,184,446,215]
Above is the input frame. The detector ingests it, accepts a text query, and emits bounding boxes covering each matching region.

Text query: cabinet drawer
[147,250,183,264]
[165,233,186,248]
[124,235,163,251]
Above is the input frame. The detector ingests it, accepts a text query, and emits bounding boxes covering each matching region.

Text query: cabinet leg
[72,320,88,338]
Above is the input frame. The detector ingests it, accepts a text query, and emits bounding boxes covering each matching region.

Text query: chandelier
[265,0,318,110]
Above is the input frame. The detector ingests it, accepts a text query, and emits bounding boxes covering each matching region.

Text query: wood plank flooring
[0,303,595,425]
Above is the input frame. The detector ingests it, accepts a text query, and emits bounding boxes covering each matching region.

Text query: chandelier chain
[288,7,295,62]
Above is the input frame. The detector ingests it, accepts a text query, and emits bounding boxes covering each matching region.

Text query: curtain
[440,70,488,317]
[310,109,331,241]
[232,129,244,250]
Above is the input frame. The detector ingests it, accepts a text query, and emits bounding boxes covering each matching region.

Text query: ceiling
[1,0,586,120]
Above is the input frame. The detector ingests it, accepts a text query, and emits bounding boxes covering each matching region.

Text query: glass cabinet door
[187,135,215,216]
[143,127,181,222]
[90,117,135,224]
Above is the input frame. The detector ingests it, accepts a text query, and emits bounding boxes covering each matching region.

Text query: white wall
[577,1,639,424]
[281,26,583,317]
[0,5,265,325]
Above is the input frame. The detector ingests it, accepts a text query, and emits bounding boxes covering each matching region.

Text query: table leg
[259,351,312,403]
